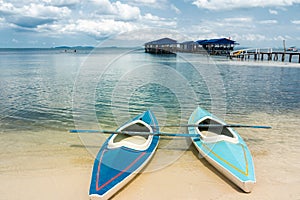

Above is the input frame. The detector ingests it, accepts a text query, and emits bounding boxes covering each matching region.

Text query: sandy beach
[1,112,299,200]
[1,1,300,197]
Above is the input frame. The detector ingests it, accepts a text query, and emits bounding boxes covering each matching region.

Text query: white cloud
[22,3,71,18]
[223,17,252,23]
[2,0,297,47]
[231,34,294,43]
[0,0,145,33]
[0,2,71,29]
[114,28,184,42]
[259,20,278,24]
[35,11,177,40]
[143,13,162,21]
[205,17,255,30]
[129,0,168,9]
[114,1,141,20]
[171,4,181,14]
[142,13,177,27]
[38,19,138,38]
[269,9,278,15]
[0,0,179,42]
[131,0,157,3]
[233,33,267,41]
[86,0,115,15]
[88,0,141,21]
[4,0,80,7]
[74,19,138,37]
[192,0,300,10]
[273,35,287,41]
[291,20,300,24]
[0,1,17,15]
[0,1,71,18]
[188,18,254,37]
[42,0,81,6]
[181,17,255,41]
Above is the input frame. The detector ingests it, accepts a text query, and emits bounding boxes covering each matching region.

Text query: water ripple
[0,48,299,133]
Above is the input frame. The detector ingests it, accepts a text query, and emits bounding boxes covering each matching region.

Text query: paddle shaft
[152,124,272,129]
[69,129,199,137]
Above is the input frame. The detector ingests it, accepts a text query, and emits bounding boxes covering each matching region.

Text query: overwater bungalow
[197,38,238,55]
[144,38,177,54]
[179,41,199,52]
[144,37,238,55]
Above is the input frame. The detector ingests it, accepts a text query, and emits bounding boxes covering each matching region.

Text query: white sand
[1,145,299,200]
[0,112,299,200]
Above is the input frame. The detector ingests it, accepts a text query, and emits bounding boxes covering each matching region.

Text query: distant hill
[54,46,94,49]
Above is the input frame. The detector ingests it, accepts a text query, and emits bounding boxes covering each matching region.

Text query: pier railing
[230,48,300,63]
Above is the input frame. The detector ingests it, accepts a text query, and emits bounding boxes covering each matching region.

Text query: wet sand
[0,112,299,200]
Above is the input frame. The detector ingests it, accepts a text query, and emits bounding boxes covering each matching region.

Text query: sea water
[0,48,299,173]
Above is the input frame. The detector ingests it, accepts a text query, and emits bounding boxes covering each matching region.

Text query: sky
[0,0,300,48]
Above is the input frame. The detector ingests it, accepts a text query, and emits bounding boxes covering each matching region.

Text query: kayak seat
[198,119,234,138]
[113,122,149,144]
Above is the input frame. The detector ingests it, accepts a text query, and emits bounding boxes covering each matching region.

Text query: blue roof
[145,38,177,45]
[196,38,237,45]
[197,39,208,45]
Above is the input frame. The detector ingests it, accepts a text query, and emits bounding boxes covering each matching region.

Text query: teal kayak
[188,107,256,192]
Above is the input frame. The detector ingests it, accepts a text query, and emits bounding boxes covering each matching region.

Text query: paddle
[69,129,200,137]
[151,124,272,129]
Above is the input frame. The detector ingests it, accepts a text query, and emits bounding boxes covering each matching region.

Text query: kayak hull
[189,107,255,192]
[89,110,159,199]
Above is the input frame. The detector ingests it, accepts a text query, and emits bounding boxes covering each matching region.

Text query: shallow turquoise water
[0,48,299,133]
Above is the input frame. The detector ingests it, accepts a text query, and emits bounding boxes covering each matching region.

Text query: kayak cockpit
[196,117,238,143]
[198,118,234,137]
[108,120,154,150]
[113,122,149,145]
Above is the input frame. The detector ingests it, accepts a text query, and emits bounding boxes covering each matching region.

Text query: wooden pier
[230,48,300,63]
[144,38,300,63]
[145,37,237,56]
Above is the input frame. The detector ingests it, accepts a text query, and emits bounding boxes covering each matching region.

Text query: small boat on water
[188,107,256,192]
[89,110,159,199]
[287,46,298,52]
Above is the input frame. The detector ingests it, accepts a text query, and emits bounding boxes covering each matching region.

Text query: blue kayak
[89,110,159,199]
[188,107,256,192]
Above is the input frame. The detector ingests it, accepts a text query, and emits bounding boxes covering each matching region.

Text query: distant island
[53,46,95,49]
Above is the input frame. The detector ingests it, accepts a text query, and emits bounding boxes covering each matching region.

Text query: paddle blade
[69,129,101,133]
